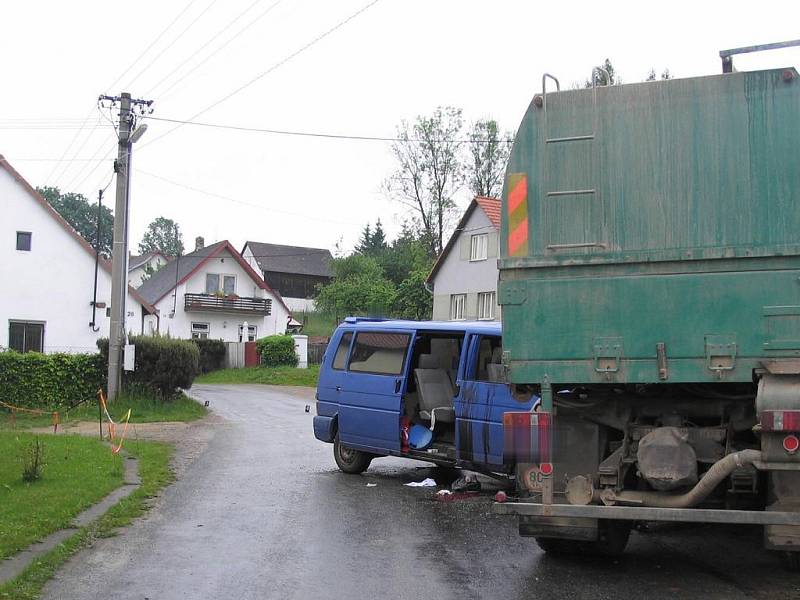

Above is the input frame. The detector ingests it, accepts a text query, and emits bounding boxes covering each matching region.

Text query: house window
[191,322,210,340]
[16,231,32,251]
[8,321,44,353]
[470,233,488,261]
[450,294,466,321]
[238,324,257,342]
[205,273,236,295]
[477,291,496,320]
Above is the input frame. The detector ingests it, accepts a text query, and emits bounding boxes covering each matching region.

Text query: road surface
[43,384,800,600]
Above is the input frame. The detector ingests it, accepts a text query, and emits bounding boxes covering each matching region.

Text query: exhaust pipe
[601,449,762,509]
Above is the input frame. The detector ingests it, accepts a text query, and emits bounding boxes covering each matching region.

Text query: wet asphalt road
[43,384,800,600]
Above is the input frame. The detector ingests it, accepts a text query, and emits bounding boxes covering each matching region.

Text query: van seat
[414,368,455,429]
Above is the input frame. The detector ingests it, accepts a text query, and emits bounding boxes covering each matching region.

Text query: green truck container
[495,56,800,567]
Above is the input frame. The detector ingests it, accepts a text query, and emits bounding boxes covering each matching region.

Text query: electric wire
[46,0,198,188]
[123,0,220,91]
[147,0,282,99]
[146,115,515,143]
[135,168,362,226]
[141,0,383,150]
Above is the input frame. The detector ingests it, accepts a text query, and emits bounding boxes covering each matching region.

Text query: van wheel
[333,435,372,474]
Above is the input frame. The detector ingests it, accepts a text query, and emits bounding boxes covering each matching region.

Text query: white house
[128,251,170,288]
[137,238,291,342]
[427,196,501,321]
[241,241,332,313]
[0,155,157,353]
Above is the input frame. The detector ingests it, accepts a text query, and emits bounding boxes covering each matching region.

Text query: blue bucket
[408,424,433,450]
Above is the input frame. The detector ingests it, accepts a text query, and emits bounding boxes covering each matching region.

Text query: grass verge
[0,390,207,431]
[0,438,173,600]
[195,364,320,387]
[0,433,123,559]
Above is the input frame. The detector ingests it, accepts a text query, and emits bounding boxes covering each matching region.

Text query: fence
[308,342,327,365]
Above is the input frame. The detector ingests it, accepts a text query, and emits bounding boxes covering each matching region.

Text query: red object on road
[244,341,259,367]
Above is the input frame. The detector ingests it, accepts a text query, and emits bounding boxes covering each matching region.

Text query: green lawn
[0,432,124,559]
[0,391,207,431]
[0,437,173,600]
[195,364,320,387]
[295,311,339,338]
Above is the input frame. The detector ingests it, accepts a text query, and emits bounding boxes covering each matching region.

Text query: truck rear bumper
[494,501,800,526]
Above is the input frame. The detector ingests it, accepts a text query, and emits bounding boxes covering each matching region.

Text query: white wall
[0,167,153,353]
[155,247,291,342]
[128,254,168,288]
[430,207,501,321]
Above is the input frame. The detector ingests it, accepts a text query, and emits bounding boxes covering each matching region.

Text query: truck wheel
[535,538,590,555]
[333,435,372,474]
[784,552,800,572]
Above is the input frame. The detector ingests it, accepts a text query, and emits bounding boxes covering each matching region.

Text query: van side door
[455,334,538,466]
[338,329,415,453]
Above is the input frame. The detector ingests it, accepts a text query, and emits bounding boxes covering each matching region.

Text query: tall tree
[584,58,619,87]
[384,106,464,258]
[138,216,184,256]
[466,119,512,198]
[355,219,388,257]
[37,186,114,257]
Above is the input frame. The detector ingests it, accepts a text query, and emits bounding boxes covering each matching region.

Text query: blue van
[313,318,539,474]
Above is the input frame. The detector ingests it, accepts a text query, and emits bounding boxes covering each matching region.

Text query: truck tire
[333,435,373,474]
[536,522,631,557]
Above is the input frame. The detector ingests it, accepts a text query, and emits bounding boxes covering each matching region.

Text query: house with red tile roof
[426,197,501,321]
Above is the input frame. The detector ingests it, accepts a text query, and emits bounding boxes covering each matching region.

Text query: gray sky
[2,0,798,254]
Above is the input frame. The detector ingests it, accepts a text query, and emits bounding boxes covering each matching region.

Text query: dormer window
[16,231,31,251]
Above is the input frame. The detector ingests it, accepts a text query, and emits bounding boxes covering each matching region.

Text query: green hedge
[0,351,104,410]
[192,338,226,373]
[256,335,298,367]
[98,335,200,397]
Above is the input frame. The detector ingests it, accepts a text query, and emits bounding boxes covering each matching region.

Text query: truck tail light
[761,410,800,432]
[783,435,800,454]
[503,411,552,463]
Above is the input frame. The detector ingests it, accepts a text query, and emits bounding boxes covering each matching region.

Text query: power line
[141,0,383,149]
[148,0,283,99]
[145,115,515,143]
[135,168,362,226]
[124,0,220,91]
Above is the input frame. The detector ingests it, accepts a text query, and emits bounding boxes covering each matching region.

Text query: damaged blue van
[313,317,539,474]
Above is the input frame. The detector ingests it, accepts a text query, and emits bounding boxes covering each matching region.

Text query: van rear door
[338,329,415,453]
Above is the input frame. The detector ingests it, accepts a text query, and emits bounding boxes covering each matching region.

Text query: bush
[192,338,226,373]
[0,351,104,410]
[98,335,200,398]
[256,335,298,367]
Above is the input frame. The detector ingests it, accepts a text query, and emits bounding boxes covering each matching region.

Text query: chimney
[195,236,204,251]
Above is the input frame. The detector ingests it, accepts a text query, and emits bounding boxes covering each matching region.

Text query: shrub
[22,437,45,482]
[256,335,298,367]
[98,335,200,398]
[192,338,226,373]
[0,351,104,410]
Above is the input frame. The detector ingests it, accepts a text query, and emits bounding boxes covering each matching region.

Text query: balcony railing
[184,293,272,315]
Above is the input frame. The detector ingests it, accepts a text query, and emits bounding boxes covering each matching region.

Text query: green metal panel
[500,68,800,385]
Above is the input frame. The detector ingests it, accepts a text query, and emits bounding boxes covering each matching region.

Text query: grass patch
[0,437,173,600]
[295,311,339,338]
[195,364,320,387]
[0,390,206,431]
[0,432,124,560]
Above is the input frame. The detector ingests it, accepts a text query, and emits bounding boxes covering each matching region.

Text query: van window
[332,332,353,370]
[348,332,411,375]
[472,336,505,383]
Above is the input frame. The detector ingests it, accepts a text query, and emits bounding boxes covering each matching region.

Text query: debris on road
[451,473,481,493]
[366,483,377,487]
[404,478,437,487]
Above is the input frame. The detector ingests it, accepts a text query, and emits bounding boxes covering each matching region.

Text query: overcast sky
[2,0,798,255]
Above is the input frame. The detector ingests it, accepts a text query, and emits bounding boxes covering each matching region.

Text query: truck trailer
[494,43,800,567]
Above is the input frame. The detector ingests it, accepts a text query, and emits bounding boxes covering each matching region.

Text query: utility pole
[100,92,153,400]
